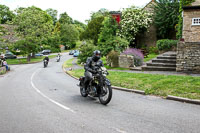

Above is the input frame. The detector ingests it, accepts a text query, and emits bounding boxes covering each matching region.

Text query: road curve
[0,53,200,133]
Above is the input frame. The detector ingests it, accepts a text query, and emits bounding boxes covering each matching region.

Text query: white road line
[111,127,127,133]
[31,69,75,113]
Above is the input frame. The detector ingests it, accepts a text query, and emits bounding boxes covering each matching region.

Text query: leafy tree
[14,7,26,15]
[78,41,97,63]
[98,16,118,43]
[99,36,129,56]
[153,0,179,39]
[59,12,73,25]
[46,8,58,25]
[60,24,79,49]
[0,4,15,24]
[98,16,129,56]
[118,6,152,43]
[13,6,53,61]
[90,8,109,20]
[73,20,86,29]
[80,16,104,45]
[73,20,86,39]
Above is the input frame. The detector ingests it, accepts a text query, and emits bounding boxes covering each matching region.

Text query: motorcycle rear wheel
[99,85,112,105]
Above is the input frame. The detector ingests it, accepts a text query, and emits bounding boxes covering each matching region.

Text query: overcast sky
[1,0,150,23]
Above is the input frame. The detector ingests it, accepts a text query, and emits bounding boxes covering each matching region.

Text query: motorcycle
[78,66,112,105]
[43,60,48,68]
[56,56,60,62]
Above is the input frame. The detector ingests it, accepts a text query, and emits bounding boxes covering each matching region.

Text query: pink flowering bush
[121,48,144,66]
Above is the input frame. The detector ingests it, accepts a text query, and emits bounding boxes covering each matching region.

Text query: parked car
[42,50,51,55]
[73,50,80,57]
[69,50,75,55]
[35,52,43,57]
[5,53,17,59]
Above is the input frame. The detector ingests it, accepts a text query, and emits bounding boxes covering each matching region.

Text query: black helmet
[92,50,101,61]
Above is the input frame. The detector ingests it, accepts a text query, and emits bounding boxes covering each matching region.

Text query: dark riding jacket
[84,57,103,73]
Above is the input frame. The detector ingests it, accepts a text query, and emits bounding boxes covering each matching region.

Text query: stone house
[176,0,200,73]
[136,0,157,48]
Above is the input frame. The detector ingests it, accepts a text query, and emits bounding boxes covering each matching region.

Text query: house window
[192,18,200,25]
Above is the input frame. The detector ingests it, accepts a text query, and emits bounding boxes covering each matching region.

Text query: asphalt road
[0,53,200,133]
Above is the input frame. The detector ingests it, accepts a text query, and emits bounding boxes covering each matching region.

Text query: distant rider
[84,50,104,91]
[43,55,49,65]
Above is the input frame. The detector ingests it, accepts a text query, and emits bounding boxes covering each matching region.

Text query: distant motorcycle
[78,66,112,105]
[56,56,60,62]
[43,60,48,68]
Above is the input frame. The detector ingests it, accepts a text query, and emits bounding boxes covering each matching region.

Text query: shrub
[78,41,97,63]
[156,39,178,51]
[121,48,144,66]
[148,46,159,54]
[106,50,119,67]
[98,36,129,56]
[50,47,60,53]
[67,42,76,49]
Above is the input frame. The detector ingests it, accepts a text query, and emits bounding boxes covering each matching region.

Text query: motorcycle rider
[43,55,49,65]
[84,50,104,92]
[57,53,61,61]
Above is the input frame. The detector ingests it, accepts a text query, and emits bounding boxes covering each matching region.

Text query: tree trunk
[27,54,31,62]
[32,53,35,58]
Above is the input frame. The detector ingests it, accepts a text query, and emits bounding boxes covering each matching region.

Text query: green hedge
[156,39,178,51]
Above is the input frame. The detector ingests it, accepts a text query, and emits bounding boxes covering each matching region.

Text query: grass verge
[68,68,200,100]
[63,58,74,68]
[144,53,158,62]
[64,56,200,100]
[7,55,57,65]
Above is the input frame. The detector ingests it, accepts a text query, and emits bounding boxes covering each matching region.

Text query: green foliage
[59,12,73,24]
[106,50,119,67]
[0,4,15,24]
[176,0,195,39]
[148,46,159,54]
[118,6,152,43]
[98,16,128,56]
[156,39,178,51]
[90,8,109,20]
[80,16,104,45]
[13,39,37,56]
[46,8,58,25]
[153,0,179,39]
[48,34,60,47]
[50,47,60,53]
[73,20,86,39]
[99,36,129,56]
[13,6,54,61]
[98,16,118,43]
[78,41,97,63]
[60,24,79,49]
[0,67,6,75]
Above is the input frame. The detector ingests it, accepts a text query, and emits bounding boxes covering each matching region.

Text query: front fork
[99,77,111,94]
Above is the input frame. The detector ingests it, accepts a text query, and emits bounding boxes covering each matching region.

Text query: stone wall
[182,9,200,42]
[119,55,134,68]
[176,41,200,73]
[191,0,200,6]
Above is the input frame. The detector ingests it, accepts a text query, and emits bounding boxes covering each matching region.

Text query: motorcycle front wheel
[80,82,88,97]
[99,85,112,105]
